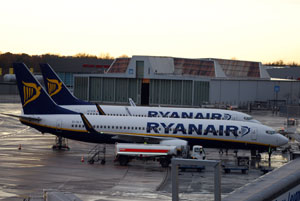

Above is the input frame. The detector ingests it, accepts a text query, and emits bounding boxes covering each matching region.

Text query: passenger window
[108,126,110,129]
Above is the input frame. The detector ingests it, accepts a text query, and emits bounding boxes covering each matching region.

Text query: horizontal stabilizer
[0,113,41,121]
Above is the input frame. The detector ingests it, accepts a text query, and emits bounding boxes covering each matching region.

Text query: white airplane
[39,63,260,123]
[6,63,288,153]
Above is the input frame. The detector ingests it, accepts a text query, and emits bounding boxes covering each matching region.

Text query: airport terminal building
[73,56,300,107]
[1,55,300,108]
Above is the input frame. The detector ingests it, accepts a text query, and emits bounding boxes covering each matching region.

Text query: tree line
[0,52,121,74]
[263,60,299,67]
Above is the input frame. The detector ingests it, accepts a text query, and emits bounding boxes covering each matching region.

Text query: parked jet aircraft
[39,63,260,123]
[7,63,288,153]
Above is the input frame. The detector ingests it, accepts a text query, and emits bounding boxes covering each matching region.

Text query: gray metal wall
[149,79,209,106]
[74,77,140,104]
[210,79,300,106]
[74,76,210,106]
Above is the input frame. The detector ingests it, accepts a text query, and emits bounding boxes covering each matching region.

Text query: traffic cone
[18,144,22,150]
[81,156,84,163]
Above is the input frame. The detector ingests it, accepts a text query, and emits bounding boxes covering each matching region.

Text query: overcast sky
[1,0,300,63]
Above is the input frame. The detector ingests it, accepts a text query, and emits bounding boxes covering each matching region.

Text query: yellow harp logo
[22,81,41,106]
[47,78,62,97]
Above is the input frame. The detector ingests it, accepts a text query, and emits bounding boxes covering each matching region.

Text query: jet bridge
[223,158,300,201]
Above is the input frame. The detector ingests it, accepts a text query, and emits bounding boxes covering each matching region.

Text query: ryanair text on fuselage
[146,122,251,137]
[148,111,232,120]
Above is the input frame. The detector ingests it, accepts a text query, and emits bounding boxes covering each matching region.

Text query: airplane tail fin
[13,63,77,115]
[39,63,92,105]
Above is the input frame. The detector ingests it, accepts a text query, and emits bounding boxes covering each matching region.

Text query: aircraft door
[251,128,257,140]
[56,120,62,132]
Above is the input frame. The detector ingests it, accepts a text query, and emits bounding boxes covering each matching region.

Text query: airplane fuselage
[20,114,286,151]
[61,105,260,123]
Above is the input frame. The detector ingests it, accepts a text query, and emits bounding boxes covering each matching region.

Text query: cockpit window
[266,130,276,134]
[244,116,253,120]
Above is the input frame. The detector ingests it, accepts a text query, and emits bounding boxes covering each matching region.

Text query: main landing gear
[52,136,70,150]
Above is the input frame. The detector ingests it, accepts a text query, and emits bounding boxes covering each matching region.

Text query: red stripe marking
[82,64,110,68]
[119,148,169,153]
[95,65,110,68]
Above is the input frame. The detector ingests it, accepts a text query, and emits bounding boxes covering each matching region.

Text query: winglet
[80,113,97,133]
[95,104,106,115]
[129,98,136,107]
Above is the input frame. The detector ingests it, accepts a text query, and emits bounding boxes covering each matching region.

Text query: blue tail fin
[13,63,77,115]
[39,63,92,105]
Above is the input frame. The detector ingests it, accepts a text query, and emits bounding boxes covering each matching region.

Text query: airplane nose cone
[277,134,289,146]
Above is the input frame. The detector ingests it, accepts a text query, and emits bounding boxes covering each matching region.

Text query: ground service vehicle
[115,143,207,167]
[190,145,206,160]
[115,143,180,167]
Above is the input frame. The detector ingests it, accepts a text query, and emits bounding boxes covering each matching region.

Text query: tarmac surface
[0,103,298,201]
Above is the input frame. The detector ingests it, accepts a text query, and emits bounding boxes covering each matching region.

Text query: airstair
[87,144,106,165]
[52,136,70,150]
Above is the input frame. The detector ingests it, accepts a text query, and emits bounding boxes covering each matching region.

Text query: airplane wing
[0,113,41,121]
[79,114,184,144]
